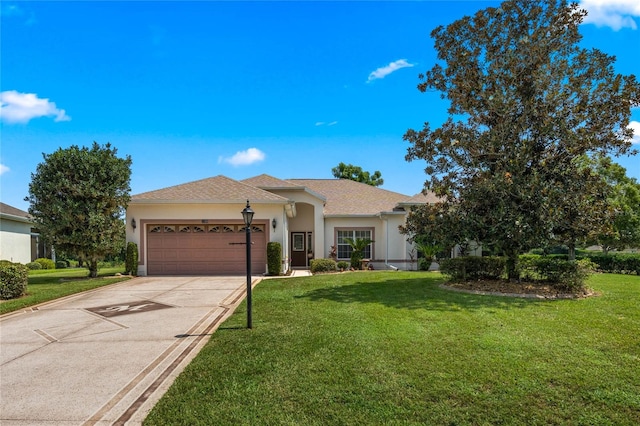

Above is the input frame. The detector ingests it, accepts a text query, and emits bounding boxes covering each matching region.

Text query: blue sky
[1,0,639,211]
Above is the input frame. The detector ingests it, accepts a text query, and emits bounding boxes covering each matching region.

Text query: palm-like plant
[344,237,373,269]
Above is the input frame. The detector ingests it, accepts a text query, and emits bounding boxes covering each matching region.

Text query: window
[336,229,372,260]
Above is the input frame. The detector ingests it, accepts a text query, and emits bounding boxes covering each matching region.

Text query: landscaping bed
[444,279,597,299]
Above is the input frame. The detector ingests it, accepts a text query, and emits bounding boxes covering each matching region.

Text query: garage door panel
[147,224,266,275]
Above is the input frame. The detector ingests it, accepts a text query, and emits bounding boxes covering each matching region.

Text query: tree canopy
[331,162,384,186]
[590,157,640,253]
[403,0,640,279]
[26,142,132,277]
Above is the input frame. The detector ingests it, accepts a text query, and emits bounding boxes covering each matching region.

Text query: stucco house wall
[0,203,33,264]
[126,202,287,276]
[126,174,439,275]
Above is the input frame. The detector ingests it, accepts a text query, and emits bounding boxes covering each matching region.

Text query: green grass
[0,266,130,315]
[145,271,640,425]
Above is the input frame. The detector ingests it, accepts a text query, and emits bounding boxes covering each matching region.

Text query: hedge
[125,242,139,275]
[35,258,55,270]
[267,242,282,276]
[519,255,595,291]
[1,262,29,300]
[310,258,337,273]
[440,255,595,290]
[439,256,506,281]
[582,253,640,275]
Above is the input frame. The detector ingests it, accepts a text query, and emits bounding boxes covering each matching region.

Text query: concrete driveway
[0,276,255,425]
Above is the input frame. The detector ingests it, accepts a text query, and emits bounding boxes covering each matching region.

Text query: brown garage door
[147,224,266,275]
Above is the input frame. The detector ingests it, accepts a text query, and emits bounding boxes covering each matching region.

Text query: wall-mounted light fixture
[272,218,277,230]
[131,218,137,230]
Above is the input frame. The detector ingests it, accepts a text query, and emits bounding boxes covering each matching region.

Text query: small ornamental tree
[404,0,640,280]
[344,237,373,269]
[26,142,132,278]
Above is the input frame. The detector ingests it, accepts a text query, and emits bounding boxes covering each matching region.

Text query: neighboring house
[0,202,33,264]
[126,174,438,276]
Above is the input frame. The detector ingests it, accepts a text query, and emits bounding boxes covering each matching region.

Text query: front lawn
[145,272,640,425]
[0,267,130,315]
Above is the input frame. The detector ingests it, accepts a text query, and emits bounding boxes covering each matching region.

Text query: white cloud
[315,121,338,127]
[629,120,640,144]
[218,148,266,166]
[1,4,36,25]
[0,91,71,124]
[580,0,640,30]
[367,59,415,83]
[0,164,9,175]
[327,121,338,126]
[315,121,325,126]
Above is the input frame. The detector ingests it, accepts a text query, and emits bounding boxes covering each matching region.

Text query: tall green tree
[404,0,639,280]
[590,157,640,253]
[26,142,132,278]
[331,162,384,186]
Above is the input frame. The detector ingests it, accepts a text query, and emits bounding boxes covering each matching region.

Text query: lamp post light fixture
[272,218,277,230]
[131,218,136,230]
[241,200,254,329]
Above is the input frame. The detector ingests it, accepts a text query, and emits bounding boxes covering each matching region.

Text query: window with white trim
[336,229,372,260]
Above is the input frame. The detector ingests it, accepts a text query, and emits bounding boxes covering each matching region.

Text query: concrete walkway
[0,276,255,425]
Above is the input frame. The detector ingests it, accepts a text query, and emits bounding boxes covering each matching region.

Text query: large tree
[590,157,640,253]
[404,0,639,280]
[331,162,384,186]
[26,142,132,277]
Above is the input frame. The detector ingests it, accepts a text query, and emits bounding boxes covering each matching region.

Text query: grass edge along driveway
[0,267,130,315]
[145,271,640,425]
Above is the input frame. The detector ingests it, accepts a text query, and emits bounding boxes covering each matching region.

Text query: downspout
[283,207,288,272]
[380,213,398,271]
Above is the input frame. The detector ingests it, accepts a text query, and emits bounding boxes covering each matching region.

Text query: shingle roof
[400,191,441,205]
[131,175,289,203]
[0,202,31,219]
[242,174,303,189]
[286,179,410,216]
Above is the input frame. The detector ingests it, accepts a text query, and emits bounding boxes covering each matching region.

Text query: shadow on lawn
[296,277,550,312]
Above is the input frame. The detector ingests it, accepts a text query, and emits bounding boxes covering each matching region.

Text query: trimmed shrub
[125,242,139,275]
[337,261,350,270]
[418,258,431,271]
[34,258,55,270]
[55,260,68,269]
[26,262,42,270]
[310,258,337,273]
[519,255,595,290]
[440,256,506,281]
[267,242,282,276]
[1,262,29,299]
[583,253,640,275]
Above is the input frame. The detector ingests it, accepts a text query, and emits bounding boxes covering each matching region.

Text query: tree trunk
[505,251,519,282]
[88,260,98,278]
[568,243,576,261]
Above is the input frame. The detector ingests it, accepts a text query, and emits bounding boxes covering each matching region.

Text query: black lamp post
[241,200,254,329]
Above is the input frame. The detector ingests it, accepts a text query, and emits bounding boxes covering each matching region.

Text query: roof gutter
[128,199,290,205]
[0,212,33,224]
[378,212,400,271]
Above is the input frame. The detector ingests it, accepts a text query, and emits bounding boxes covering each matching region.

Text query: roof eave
[324,213,381,218]
[0,213,33,224]
[129,199,290,205]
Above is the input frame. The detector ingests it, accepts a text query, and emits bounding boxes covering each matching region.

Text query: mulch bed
[441,280,597,299]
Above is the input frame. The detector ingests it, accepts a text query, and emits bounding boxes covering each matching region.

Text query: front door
[291,232,307,267]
